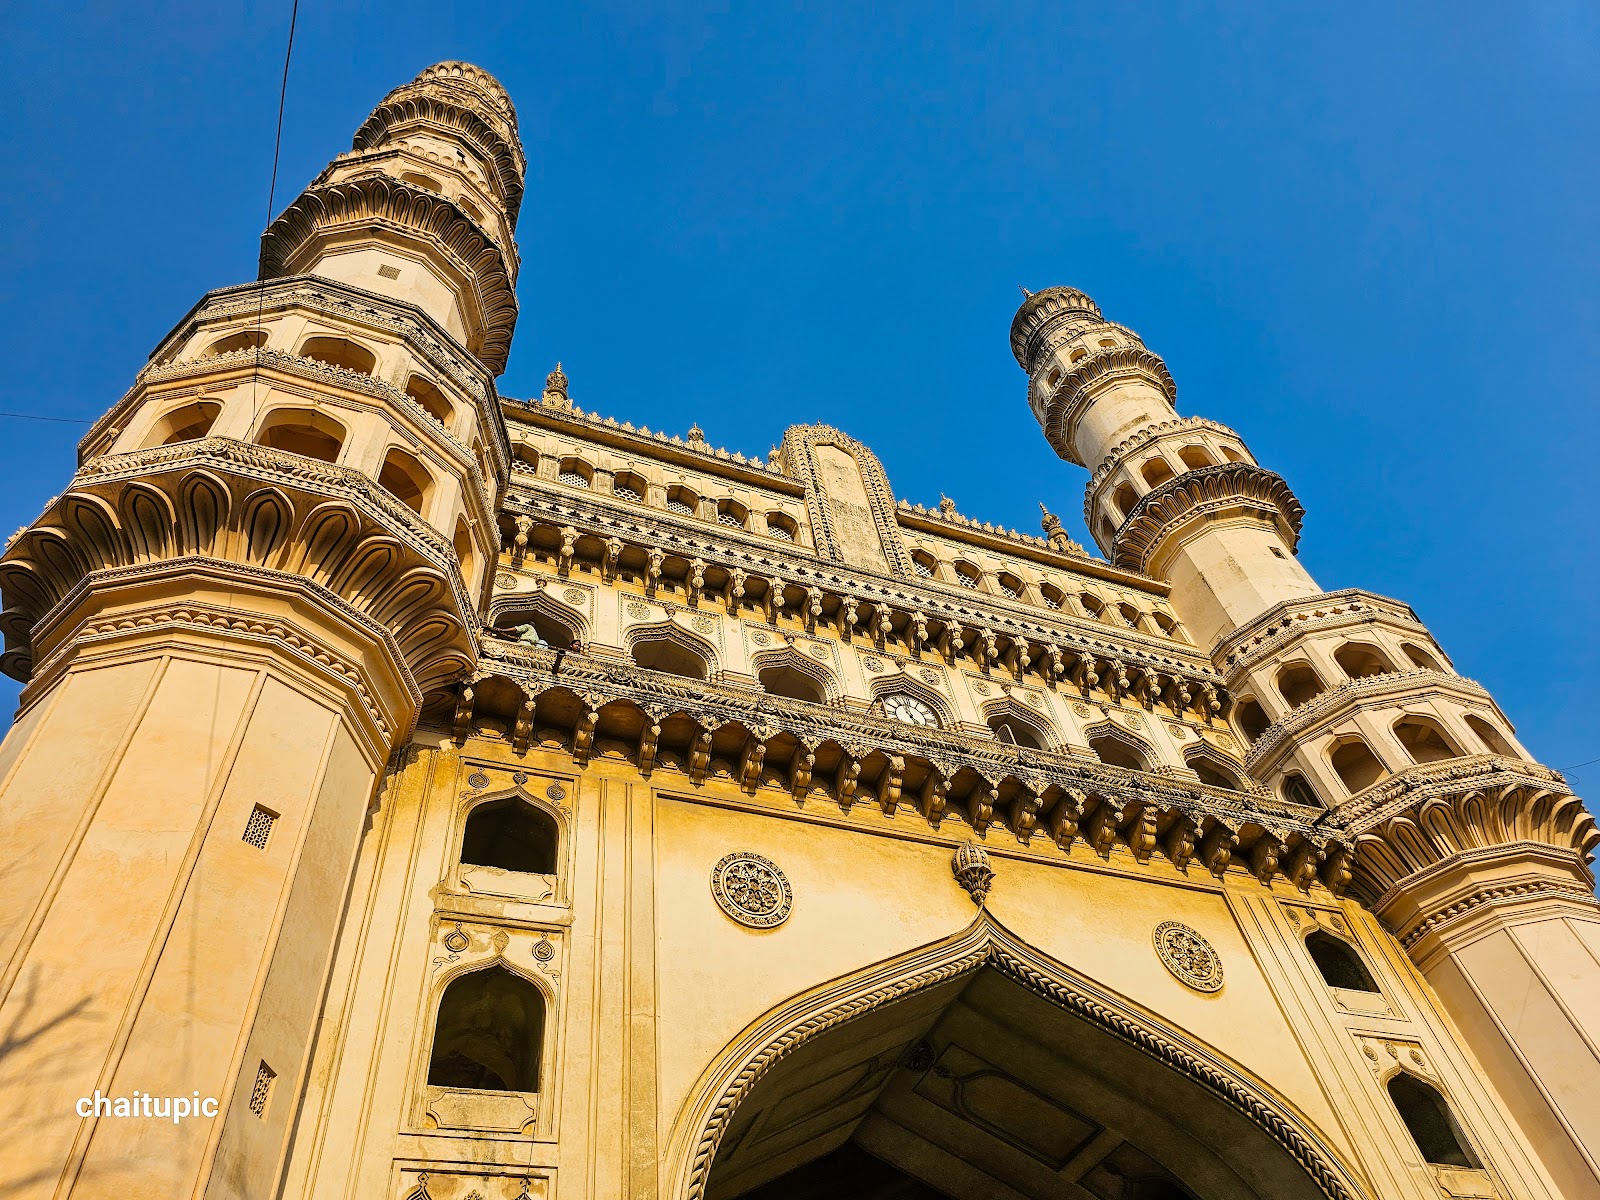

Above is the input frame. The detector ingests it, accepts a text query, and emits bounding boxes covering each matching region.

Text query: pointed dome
[1009,286,1103,372]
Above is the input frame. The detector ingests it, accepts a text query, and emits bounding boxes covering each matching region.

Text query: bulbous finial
[543,362,569,406]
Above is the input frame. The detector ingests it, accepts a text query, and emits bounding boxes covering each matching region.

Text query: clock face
[882,693,938,728]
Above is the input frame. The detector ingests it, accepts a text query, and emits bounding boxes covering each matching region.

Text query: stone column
[1344,768,1600,1200]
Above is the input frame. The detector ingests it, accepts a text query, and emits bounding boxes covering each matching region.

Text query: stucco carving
[710,852,793,929]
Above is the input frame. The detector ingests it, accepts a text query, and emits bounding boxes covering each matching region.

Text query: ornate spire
[688,422,706,445]
[938,494,957,516]
[543,362,570,407]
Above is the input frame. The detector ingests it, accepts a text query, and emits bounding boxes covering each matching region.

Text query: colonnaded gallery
[0,62,1594,1200]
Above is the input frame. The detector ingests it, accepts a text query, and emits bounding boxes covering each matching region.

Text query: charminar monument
[0,61,1594,1200]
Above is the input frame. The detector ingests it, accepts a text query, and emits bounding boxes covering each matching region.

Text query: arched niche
[1184,744,1246,792]
[1087,723,1153,772]
[1304,931,1379,994]
[675,918,1364,1200]
[753,648,836,705]
[629,623,716,681]
[1393,715,1460,765]
[144,399,222,448]
[257,407,346,464]
[1385,1073,1481,1169]
[460,793,559,876]
[427,963,546,1094]
[982,698,1054,751]
[490,592,588,650]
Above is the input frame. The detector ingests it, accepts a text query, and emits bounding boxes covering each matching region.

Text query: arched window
[989,715,1043,750]
[401,171,442,193]
[512,443,540,474]
[1141,457,1176,488]
[1281,772,1321,808]
[911,552,938,580]
[1039,584,1065,610]
[1386,1074,1480,1168]
[1330,738,1386,794]
[427,967,545,1093]
[1080,593,1108,621]
[453,517,475,583]
[759,663,826,704]
[378,447,433,514]
[1090,732,1148,772]
[1305,931,1379,992]
[632,637,709,680]
[1219,446,1245,463]
[1276,663,1326,709]
[498,609,575,650]
[1187,751,1243,791]
[1403,642,1443,672]
[258,408,345,463]
[461,797,558,874]
[953,561,983,590]
[613,471,648,503]
[146,400,221,447]
[1152,612,1184,641]
[299,335,377,375]
[406,375,454,427]
[556,458,592,488]
[1112,483,1139,521]
[1394,716,1460,764]
[1334,643,1394,680]
[1118,602,1143,630]
[1466,714,1515,757]
[1235,699,1269,743]
[205,329,266,356]
[716,500,748,529]
[765,513,798,541]
[665,485,698,516]
[996,573,1025,600]
[1097,517,1115,546]
[1178,445,1215,470]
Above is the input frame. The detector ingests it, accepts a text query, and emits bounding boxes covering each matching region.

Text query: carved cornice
[501,492,1223,689]
[1242,669,1492,771]
[1112,464,1304,574]
[459,641,1348,894]
[1329,755,1570,830]
[1037,347,1179,467]
[1212,590,1427,679]
[0,439,475,696]
[260,176,518,374]
[1396,876,1598,951]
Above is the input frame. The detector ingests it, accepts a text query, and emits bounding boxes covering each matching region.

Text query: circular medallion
[495,571,518,589]
[563,586,586,605]
[808,644,829,660]
[1168,723,1188,740]
[693,613,715,634]
[1025,691,1044,708]
[920,668,941,686]
[861,655,883,672]
[751,630,772,646]
[627,601,650,620]
[1153,921,1224,993]
[710,852,793,929]
[533,937,556,963]
[466,770,490,790]
[546,782,567,802]
[1123,712,1145,730]
[1072,701,1091,717]
[443,926,470,954]
[973,680,992,695]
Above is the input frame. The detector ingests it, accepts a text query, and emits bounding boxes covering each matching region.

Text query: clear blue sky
[0,2,1595,781]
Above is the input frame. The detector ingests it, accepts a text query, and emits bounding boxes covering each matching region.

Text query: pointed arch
[867,672,956,730]
[1085,720,1154,772]
[750,645,839,705]
[627,619,718,681]
[668,915,1368,1200]
[1184,740,1248,791]
[981,695,1057,750]
[488,588,591,647]
[426,957,551,1095]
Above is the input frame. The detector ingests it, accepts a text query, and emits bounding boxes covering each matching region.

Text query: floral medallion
[1153,920,1224,993]
[710,851,793,929]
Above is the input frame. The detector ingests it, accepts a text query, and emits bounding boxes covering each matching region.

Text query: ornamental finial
[1019,285,1033,299]
[688,422,706,444]
[951,843,994,905]
[543,361,569,404]
[938,495,957,517]
[1039,502,1083,555]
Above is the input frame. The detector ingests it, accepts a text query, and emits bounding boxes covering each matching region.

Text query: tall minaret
[0,63,517,1199]
[1014,286,1600,1199]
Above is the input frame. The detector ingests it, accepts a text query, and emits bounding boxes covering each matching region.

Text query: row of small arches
[142,399,479,578]
[1235,641,1448,738]
[521,450,801,542]
[1107,442,1246,524]
[202,329,468,439]
[1270,709,1513,807]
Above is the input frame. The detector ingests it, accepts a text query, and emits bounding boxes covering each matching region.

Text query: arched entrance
[679,919,1364,1200]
